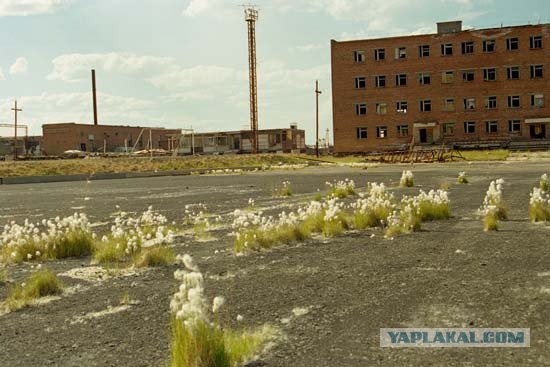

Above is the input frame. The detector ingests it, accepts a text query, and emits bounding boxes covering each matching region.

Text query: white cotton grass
[279,181,292,197]
[351,182,395,229]
[457,171,468,184]
[478,179,506,231]
[528,187,550,222]
[326,178,356,198]
[540,174,549,192]
[400,170,414,187]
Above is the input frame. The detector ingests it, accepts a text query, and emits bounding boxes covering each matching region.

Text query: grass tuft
[4,269,63,311]
[134,246,175,267]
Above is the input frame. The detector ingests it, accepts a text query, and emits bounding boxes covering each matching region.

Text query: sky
[0,0,548,143]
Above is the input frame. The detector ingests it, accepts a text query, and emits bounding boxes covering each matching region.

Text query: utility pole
[315,80,322,158]
[11,100,22,160]
[244,5,259,154]
[92,69,98,125]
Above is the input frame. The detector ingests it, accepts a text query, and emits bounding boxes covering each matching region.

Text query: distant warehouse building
[42,123,181,156]
[331,21,550,154]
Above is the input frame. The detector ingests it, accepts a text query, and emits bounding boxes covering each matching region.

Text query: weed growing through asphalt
[170,254,273,367]
[415,189,451,221]
[458,171,469,184]
[540,174,549,192]
[351,183,395,229]
[528,187,550,222]
[326,179,356,198]
[134,245,175,267]
[385,203,422,238]
[400,170,414,187]
[0,213,94,264]
[3,268,63,311]
[278,181,293,197]
[478,179,506,231]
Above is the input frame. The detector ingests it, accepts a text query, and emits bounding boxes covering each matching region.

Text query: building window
[462,70,475,81]
[531,94,544,108]
[485,120,498,133]
[483,68,497,81]
[376,126,388,138]
[420,99,432,112]
[442,122,455,136]
[396,101,408,113]
[375,75,386,88]
[508,95,521,108]
[442,70,454,83]
[419,45,430,57]
[395,47,407,59]
[441,43,453,56]
[482,39,496,52]
[444,98,455,111]
[375,48,385,61]
[530,35,542,49]
[353,50,365,63]
[461,41,474,54]
[418,72,431,85]
[506,37,519,50]
[397,125,409,137]
[507,66,520,80]
[530,65,543,78]
[396,73,407,86]
[464,121,476,134]
[356,127,368,139]
[355,103,367,115]
[355,77,366,89]
[376,103,387,114]
[485,96,497,109]
[508,120,521,133]
[464,97,476,110]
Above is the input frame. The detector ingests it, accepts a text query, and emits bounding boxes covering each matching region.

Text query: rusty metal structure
[244,5,259,153]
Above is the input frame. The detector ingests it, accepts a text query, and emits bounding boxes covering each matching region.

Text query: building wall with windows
[331,21,550,153]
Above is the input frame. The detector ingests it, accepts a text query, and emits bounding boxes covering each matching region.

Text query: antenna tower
[244,5,259,153]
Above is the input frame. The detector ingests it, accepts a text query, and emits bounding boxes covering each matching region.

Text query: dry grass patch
[3,269,63,311]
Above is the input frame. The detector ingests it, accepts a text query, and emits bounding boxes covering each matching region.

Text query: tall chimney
[92,69,98,125]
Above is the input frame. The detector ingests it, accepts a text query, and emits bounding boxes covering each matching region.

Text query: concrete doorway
[530,124,546,139]
[419,129,428,143]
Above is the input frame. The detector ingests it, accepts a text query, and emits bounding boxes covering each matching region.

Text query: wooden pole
[315,80,322,158]
[11,100,22,160]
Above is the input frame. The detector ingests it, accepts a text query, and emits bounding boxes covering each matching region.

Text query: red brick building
[42,123,181,156]
[331,21,550,154]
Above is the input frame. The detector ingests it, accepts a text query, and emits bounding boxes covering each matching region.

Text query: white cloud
[149,65,245,90]
[9,57,29,74]
[0,68,5,81]
[0,0,70,16]
[182,0,224,17]
[48,52,176,82]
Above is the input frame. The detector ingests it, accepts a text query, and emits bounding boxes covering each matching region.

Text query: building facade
[331,21,550,154]
[42,123,181,156]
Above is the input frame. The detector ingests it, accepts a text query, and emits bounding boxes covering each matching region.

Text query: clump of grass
[134,245,175,267]
[278,181,292,197]
[385,204,421,238]
[439,181,451,190]
[457,171,469,184]
[120,291,131,306]
[312,190,323,202]
[481,206,500,231]
[0,268,7,284]
[325,179,356,198]
[478,179,506,231]
[351,182,395,229]
[416,189,451,221]
[4,268,63,311]
[540,174,549,192]
[528,187,550,222]
[399,170,414,187]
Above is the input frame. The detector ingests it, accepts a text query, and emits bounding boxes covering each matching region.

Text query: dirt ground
[0,161,549,366]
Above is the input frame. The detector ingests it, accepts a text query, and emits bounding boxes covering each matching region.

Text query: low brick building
[331,21,550,154]
[42,123,181,156]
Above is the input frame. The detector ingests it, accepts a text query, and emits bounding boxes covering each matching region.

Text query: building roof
[42,122,173,130]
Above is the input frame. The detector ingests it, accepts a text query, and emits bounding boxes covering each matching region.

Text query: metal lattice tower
[244,5,259,153]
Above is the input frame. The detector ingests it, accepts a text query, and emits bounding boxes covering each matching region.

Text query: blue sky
[0,0,548,142]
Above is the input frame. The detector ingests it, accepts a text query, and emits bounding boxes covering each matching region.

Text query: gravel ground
[0,161,549,366]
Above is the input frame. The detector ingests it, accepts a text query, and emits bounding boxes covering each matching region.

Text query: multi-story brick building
[331,21,550,154]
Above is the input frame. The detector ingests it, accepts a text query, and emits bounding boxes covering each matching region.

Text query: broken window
[442,122,455,136]
[464,121,476,134]
[482,39,496,52]
[485,96,497,109]
[376,103,387,115]
[356,127,368,139]
[444,98,455,111]
[464,97,476,110]
[353,50,365,63]
[508,120,521,133]
[530,35,542,49]
[485,120,498,133]
[418,72,431,85]
[483,68,497,81]
[530,65,543,78]
[441,43,453,56]
[376,126,388,138]
[419,45,430,57]
[461,41,474,54]
[395,47,407,59]
[375,75,386,88]
[396,101,408,113]
[531,94,544,108]
[442,70,454,83]
[507,66,520,80]
[508,95,521,108]
[420,99,432,112]
[375,48,385,61]
[462,70,475,81]
[354,77,366,88]
[396,73,407,86]
[397,125,409,137]
[355,103,367,115]
[506,37,519,50]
